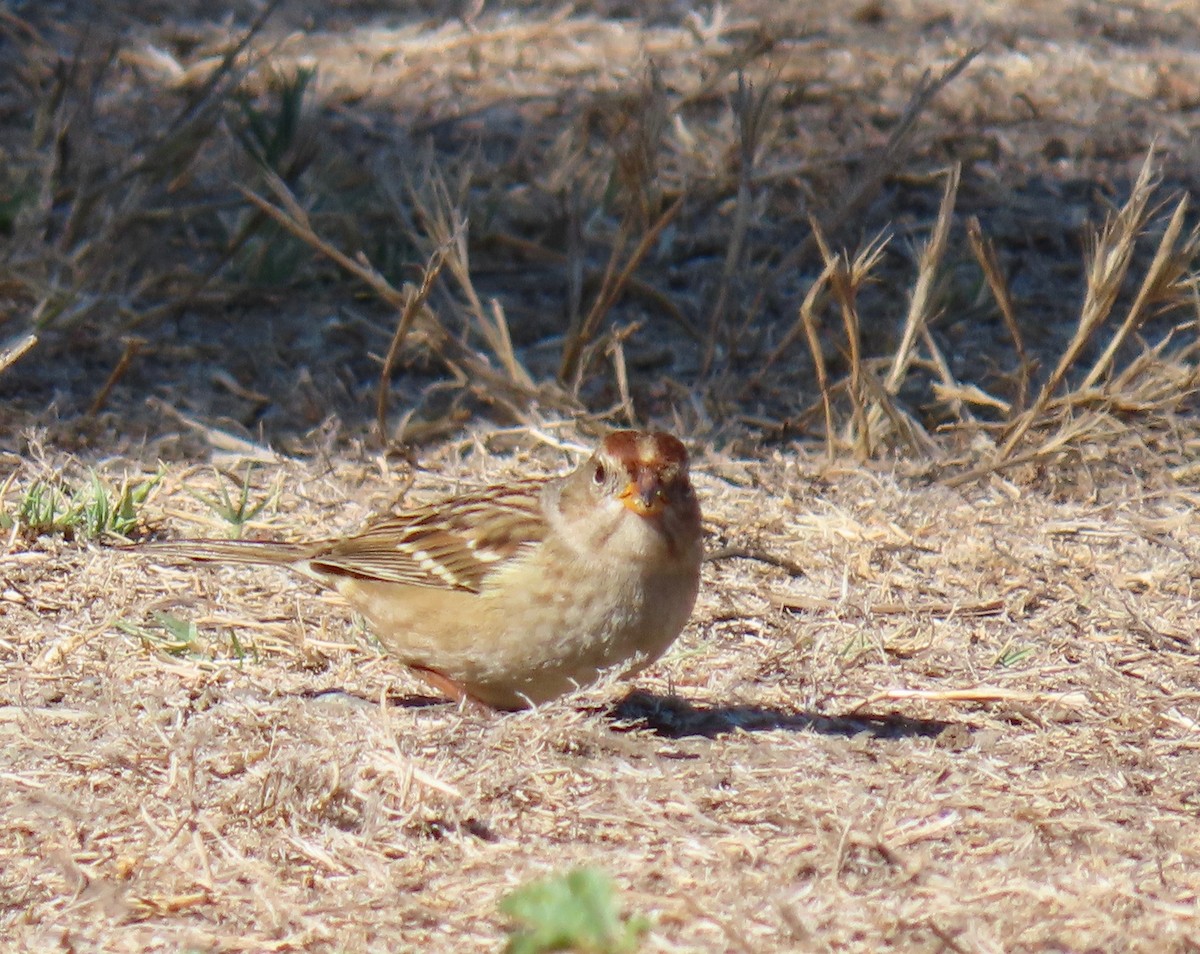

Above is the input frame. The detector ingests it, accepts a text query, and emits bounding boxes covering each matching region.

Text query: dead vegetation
[3,1,1200,951]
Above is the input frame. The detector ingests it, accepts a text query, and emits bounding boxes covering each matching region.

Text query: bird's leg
[407,665,496,713]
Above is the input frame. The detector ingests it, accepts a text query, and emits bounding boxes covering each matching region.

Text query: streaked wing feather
[306,480,549,592]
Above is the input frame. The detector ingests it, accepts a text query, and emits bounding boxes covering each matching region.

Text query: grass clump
[4,468,163,541]
[185,465,278,537]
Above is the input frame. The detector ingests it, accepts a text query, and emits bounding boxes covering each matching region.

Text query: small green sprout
[116,612,199,656]
[186,465,276,537]
[500,868,650,954]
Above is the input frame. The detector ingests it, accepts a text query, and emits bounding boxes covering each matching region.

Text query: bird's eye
[593,463,606,484]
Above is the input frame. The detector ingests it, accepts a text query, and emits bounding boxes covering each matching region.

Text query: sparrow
[138,431,703,709]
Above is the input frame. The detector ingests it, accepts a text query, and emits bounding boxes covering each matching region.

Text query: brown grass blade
[376,246,449,445]
[559,194,684,388]
[775,47,980,273]
[996,149,1159,460]
[0,331,38,377]
[966,215,1029,412]
[882,165,960,397]
[701,72,775,374]
[1079,193,1199,392]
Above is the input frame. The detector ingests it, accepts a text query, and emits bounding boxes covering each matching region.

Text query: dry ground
[3,1,1200,952]
[5,445,1200,952]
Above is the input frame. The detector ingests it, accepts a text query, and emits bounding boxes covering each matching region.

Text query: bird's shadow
[607,691,954,740]
[312,688,956,741]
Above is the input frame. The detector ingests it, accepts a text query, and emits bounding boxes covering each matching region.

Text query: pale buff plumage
[139,431,703,709]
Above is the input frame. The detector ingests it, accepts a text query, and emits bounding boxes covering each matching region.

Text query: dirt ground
[3,1,1200,952]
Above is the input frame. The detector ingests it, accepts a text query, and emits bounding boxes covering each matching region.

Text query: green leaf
[500,868,649,954]
[152,611,198,646]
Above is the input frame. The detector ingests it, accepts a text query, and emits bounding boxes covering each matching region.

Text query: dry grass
[4,0,1200,951]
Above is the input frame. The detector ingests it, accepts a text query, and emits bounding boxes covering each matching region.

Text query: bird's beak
[619,469,666,517]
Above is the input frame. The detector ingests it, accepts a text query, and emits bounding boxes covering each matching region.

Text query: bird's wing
[306,480,549,593]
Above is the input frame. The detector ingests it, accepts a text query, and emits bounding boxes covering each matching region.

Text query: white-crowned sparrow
[139,431,703,709]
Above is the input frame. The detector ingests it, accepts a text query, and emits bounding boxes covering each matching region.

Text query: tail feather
[138,538,310,567]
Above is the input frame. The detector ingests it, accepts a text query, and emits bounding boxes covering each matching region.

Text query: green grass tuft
[185,465,277,537]
[500,868,650,954]
[9,467,163,540]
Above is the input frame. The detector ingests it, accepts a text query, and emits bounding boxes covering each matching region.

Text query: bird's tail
[137,538,311,567]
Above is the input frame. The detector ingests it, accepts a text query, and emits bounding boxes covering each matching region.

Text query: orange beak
[619,469,666,517]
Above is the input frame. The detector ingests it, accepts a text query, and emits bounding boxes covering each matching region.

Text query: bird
[138,431,703,710]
